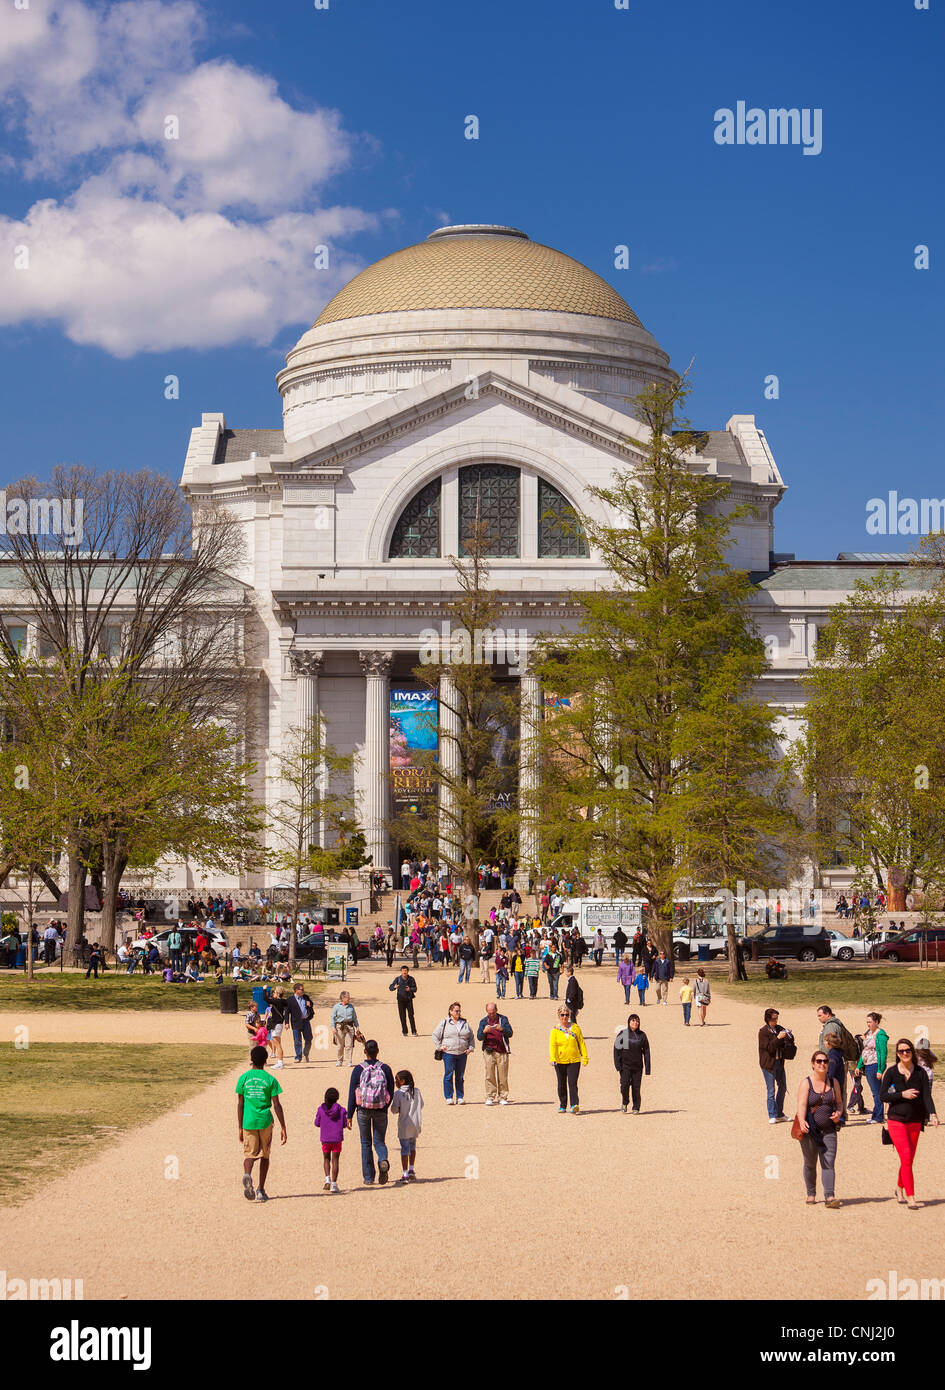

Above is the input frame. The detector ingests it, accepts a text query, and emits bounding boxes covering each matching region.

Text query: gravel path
[2,964,942,1299]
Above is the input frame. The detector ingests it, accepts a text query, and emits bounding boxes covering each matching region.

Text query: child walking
[389,1069,423,1183]
[315,1086,347,1193]
[680,977,693,1026]
[635,969,649,1007]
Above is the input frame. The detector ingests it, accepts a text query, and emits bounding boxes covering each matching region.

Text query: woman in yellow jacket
[549,1005,589,1113]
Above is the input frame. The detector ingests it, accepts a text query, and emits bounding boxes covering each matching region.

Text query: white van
[549,898,645,945]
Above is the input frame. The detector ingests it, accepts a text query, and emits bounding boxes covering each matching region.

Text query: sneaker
[557,1106,566,1113]
[456,1097,465,1105]
[398,1174,409,1184]
[336,1061,343,1067]
[445,1097,455,1105]
[824,1198,842,1209]
[406,1169,417,1181]
[378,1159,390,1185]
[273,1060,284,1069]
[570,1105,580,1114]
[631,1108,640,1114]
[255,1189,269,1203]
[768,1117,778,1124]
[330,1181,339,1193]
[242,1174,255,1201]
[323,1176,332,1191]
[621,1104,627,1113]
[499,1099,509,1105]
[484,1098,494,1106]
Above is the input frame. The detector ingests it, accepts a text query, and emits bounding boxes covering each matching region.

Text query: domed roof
[313,225,644,328]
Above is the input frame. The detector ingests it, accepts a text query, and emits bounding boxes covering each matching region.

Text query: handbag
[790,1116,804,1141]
[434,1018,447,1062]
[881,1125,893,1145]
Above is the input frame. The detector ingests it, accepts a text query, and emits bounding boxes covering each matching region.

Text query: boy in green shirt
[236,1044,287,1203]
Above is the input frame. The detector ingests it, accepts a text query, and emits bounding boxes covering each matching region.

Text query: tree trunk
[288,865,299,968]
[65,848,87,954]
[99,844,127,953]
[25,867,35,983]
[726,919,740,984]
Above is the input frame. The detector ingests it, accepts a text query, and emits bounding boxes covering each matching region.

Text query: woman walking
[613,1013,650,1113]
[510,945,525,999]
[794,1050,844,1208]
[548,1004,588,1114]
[432,1002,475,1104]
[617,954,634,1005]
[880,1037,939,1209]
[693,969,711,1025]
[854,1012,888,1123]
[384,926,396,969]
[263,985,289,1069]
[494,946,509,999]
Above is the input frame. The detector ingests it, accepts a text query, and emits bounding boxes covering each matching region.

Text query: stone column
[515,661,541,893]
[289,650,323,848]
[438,672,461,873]
[359,650,393,881]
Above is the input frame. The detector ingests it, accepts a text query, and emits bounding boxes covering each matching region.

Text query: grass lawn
[714,964,945,1012]
[0,1042,244,1204]
[0,972,324,1012]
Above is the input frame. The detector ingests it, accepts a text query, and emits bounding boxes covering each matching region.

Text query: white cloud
[0,0,383,355]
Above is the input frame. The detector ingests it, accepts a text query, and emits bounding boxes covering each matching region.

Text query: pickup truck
[671,928,732,962]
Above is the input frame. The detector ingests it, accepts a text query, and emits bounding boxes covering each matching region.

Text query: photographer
[476,1001,514,1105]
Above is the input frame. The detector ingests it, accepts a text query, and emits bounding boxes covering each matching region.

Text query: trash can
[697,944,710,962]
[252,985,268,1012]
[15,946,26,969]
[219,982,239,1014]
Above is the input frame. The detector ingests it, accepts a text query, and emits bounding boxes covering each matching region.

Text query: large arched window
[459,464,520,557]
[538,478,589,557]
[389,477,441,558]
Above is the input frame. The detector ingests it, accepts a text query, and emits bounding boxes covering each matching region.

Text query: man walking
[330,990,360,1067]
[564,966,583,1024]
[42,923,59,966]
[236,1044,287,1203]
[346,1039,395,1185]
[389,964,418,1035]
[286,981,316,1063]
[477,1001,513,1105]
[612,925,628,967]
[167,921,184,975]
[759,1007,791,1123]
[652,948,675,1005]
[542,942,562,999]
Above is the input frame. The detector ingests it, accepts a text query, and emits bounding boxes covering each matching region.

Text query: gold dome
[314,225,644,328]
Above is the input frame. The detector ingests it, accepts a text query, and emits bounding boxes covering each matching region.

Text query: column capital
[289,649,324,679]
[359,649,393,677]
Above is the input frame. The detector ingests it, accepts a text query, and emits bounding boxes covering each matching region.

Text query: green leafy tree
[795,564,945,910]
[528,377,794,960]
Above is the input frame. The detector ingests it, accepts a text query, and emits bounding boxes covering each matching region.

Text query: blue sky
[1,0,941,559]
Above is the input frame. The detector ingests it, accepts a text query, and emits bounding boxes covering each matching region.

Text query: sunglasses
[897,1048,913,1055]
[813,1057,828,1064]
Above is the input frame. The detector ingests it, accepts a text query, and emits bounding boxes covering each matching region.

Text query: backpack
[356,1060,390,1110]
[835,1021,860,1063]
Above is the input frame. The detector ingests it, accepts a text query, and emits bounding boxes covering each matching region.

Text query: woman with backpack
[432,1001,475,1104]
[693,969,711,1025]
[854,1012,889,1124]
[794,1049,844,1208]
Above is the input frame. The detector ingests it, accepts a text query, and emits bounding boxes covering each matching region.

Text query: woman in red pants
[880,1037,939,1209]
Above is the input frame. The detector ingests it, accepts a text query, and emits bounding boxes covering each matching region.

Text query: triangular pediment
[275,367,652,475]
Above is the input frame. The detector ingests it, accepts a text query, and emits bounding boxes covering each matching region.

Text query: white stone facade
[176,226,876,892]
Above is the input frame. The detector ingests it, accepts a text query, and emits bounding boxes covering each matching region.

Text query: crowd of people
[758,1003,939,1208]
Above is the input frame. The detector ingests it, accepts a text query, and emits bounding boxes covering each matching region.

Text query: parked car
[874,927,945,964]
[742,925,832,962]
[129,926,229,962]
[825,929,872,962]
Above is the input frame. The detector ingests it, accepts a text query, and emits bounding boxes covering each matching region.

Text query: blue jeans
[356,1109,388,1182]
[513,972,523,998]
[496,974,507,998]
[546,970,559,998]
[763,1062,786,1120]
[443,1052,468,1100]
[292,1021,313,1061]
[623,984,632,1004]
[864,1063,884,1121]
[682,1002,691,1024]
[458,958,471,983]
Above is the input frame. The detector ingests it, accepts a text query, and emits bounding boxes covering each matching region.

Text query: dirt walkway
[2,964,943,1300]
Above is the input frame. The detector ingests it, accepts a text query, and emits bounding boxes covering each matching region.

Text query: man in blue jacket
[476,1001,514,1105]
[652,948,675,1005]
